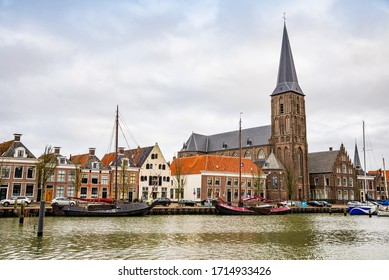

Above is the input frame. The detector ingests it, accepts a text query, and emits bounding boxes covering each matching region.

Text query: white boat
[348,121,377,215]
[377,205,389,217]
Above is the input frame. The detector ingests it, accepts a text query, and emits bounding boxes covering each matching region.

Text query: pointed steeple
[354,142,362,170]
[272,23,304,96]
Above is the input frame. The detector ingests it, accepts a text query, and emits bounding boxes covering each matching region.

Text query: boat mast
[363,121,367,201]
[238,113,243,207]
[382,158,388,199]
[115,105,119,202]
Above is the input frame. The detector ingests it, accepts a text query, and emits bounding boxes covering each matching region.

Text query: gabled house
[308,144,358,202]
[70,148,110,200]
[170,155,264,203]
[125,144,172,201]
[0,134,38,201]
[101,147,140,202]
[41,147,78,201]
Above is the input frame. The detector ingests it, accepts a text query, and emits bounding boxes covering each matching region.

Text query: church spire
[272,23,304,96]
[354,141,362,170]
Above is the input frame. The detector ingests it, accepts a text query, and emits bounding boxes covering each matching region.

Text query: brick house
[0,134,38,201]
[70,148,110,200]
[308,144,358,202]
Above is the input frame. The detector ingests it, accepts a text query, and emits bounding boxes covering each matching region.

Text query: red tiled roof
[101,152,115,167]
[70,153,90,167]
[171,155,262,175]
[0,140,13,156]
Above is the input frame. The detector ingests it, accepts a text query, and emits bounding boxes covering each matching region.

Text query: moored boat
[348,201,378,215]
[60,202,153,217]
[214,201,256,215]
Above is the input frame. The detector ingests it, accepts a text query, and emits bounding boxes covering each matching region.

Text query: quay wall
[0,205,348,217]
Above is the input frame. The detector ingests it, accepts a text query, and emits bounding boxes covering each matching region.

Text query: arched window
[258,150,265,160]
[244,151,251,159]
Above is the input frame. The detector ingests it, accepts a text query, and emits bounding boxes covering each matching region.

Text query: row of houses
[1,133,388,204]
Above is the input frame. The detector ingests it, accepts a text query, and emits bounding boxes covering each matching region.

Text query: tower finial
[283,12,287,23]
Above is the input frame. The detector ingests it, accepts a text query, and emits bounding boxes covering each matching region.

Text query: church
[178,22,309,201]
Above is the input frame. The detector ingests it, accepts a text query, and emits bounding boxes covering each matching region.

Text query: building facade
[0,134,38,201]
[170,155,265,203]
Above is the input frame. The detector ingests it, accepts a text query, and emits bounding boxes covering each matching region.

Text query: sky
[1,0,389,171]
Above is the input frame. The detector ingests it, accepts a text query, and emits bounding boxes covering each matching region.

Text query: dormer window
[59,157,66,164]
[15,148,25,158]
[122,159,129,167]
[222,142,228,149]
[246,138,252,146]
[92,162,99,169]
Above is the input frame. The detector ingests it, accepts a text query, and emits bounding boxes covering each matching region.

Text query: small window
[280,104,284,114]
[92,162,99,169]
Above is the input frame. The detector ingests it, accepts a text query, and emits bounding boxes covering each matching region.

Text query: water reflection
[0,214,388,260]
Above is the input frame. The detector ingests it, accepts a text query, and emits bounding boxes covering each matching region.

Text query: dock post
[343,208,347,216]
[19,201,25,224]
[369,210,372,218]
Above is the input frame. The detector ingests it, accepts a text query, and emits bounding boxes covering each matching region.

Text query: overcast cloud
[1,0,389,171]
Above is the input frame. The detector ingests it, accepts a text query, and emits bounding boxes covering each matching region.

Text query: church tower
[270,22,309,200]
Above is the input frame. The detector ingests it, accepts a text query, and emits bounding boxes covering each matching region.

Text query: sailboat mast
[363,121,367,201]
[238,113,242,207]
[382,158,388,199]
[115,105,119,202]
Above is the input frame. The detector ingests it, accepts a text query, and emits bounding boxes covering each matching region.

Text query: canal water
[1,214,388,260]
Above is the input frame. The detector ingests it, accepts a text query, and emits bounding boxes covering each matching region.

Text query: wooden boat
[56,107,154,217]
[214,201,256,215]
[248,204,290,215]
[60,202,154,217]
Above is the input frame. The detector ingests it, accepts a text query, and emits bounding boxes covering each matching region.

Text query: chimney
[54,147,61,154]
[119,147,125,154]
[89,148,96,155]
[13,133,22,142]
[329,147,333,151]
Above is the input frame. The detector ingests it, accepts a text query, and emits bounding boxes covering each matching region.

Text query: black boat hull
[60,203,152,217]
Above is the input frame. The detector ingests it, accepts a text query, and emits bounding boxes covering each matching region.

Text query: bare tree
[120,161,129,202]
[284,163,297,204]
[173,158,186,204]
[71,157,82,199]
[252,168,264,197]
[37,145,58,237]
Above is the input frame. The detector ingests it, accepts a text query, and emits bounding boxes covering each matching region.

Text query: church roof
[272,23,304,96]
[262,151,285,170]
[308,150,339,173]
[181,125,271,153]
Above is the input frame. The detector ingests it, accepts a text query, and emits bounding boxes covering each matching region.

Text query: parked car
[51,197,76,206]
[153,197,171,206]
[181,200,197,206]
[318,201,332,207]
[307,200,324,207]
[0,196,31,207]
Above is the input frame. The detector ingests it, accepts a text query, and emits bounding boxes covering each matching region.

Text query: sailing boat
[348,121,378,215]
[60,106,155,217]
[214,116,290,215]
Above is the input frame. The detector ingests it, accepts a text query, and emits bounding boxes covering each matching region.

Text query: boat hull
[348,205,377,215]
[61,203,153,217]
[378,210,389,217]
[215,202,290,215]
[249,206,290,215]
[215,202,256,215]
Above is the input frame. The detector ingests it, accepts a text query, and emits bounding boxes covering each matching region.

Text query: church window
[244,151,251,159]
[258,150,265,160]
[297,103,300,114]
[280,104,284,114]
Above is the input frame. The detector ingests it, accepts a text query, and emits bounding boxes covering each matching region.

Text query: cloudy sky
[1,0,389,170]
